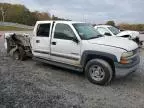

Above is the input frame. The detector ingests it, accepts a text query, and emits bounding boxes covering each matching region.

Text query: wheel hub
[89,65,105,81]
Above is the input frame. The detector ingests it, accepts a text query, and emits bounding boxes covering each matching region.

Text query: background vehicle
[94,25,143,47]
[4,21,140,85]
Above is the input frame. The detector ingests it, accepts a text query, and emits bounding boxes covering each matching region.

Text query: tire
[5,39,11,53]
[18,47,26,61]
[12,47,26,61]
[85,59,113,85]
[13,51,20,60]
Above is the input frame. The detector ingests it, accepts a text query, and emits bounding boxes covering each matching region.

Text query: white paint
[4,21,138,66]
[95,25,140,39]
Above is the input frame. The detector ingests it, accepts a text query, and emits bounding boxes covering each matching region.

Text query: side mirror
[72,37,79,43]
[104,32,112,36]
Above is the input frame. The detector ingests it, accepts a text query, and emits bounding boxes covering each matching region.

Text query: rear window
[37,23,50,37]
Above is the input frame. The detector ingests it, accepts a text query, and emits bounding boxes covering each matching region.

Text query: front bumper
[114,56,140,78]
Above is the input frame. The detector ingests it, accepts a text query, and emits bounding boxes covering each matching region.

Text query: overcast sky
[0,0,144,24]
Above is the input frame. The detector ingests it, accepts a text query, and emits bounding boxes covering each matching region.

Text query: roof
[94,25,112,28]
[36,20,84,25]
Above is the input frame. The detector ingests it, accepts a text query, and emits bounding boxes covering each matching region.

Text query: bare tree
[0,7,5,22]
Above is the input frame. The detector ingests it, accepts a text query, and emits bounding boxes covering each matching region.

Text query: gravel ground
[0,32,144,108]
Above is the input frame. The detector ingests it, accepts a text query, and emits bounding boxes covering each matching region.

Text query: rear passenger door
[32,22,52,59]
[50,23,81,66]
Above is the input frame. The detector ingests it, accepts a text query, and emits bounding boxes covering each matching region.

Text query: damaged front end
[119,35,143,48]
[4,33,32,60]
[132,37,143,48]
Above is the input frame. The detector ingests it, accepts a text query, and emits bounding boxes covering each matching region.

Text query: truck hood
[88,37,138,51]
[116,30,139,39]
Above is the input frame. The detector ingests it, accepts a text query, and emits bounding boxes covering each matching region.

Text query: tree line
[106,20,144,31]
[118,23,144,31]
[0,3,144,31]
[0,3,69,26]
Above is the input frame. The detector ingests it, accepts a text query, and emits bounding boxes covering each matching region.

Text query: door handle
[51,41,56,45]
[36,40,40,43]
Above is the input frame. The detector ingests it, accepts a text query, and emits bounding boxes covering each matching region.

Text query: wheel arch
[81,51,117,73]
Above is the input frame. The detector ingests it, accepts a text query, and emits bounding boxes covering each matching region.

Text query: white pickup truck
[4,21,140,85]
[94,25,142,46]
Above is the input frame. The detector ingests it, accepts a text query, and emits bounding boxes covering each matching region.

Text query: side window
[37,23,50,37]
[97,27,110,35]
[54,23,76,40]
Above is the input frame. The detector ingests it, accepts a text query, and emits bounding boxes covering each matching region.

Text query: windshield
[73,23,102,40]
[108,26,120,35]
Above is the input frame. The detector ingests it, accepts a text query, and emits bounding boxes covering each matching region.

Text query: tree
[118,23,144,31]
[106,21,115,26]
[0,3,71,25]
[33,11,51,21]
[0,3,10,22]
[0,3,52,25]
[0,7,5,22]
[52,14,71,21]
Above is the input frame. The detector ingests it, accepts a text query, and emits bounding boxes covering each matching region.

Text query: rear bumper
[114,56,140,78]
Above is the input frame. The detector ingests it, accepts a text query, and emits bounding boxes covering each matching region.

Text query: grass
[0,26,32,31]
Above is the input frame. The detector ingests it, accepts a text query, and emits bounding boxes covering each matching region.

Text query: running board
[33,56,83,72]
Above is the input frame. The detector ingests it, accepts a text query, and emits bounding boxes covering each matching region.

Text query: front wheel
[85,59,113,85]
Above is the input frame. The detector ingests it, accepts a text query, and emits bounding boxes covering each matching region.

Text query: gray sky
[0,0,144,24]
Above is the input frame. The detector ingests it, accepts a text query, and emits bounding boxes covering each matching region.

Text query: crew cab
[4,21,140,85]
[94,25,142,46]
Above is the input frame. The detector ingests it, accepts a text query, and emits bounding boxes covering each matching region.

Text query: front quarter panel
[80,40,126,63]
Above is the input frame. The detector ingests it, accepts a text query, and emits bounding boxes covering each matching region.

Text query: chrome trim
[51,53,79,61]
[33,50,79,61]
[33,50,50,54]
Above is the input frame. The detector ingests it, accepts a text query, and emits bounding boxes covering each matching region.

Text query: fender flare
[80,50,118,67]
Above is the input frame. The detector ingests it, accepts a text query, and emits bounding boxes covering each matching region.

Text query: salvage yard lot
[0,31,144,108]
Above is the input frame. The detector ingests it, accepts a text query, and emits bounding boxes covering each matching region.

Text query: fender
[80,50,118,67]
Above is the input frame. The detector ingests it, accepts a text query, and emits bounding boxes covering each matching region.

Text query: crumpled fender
[116,31,139,39]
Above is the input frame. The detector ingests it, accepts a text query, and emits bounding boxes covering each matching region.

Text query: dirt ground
[0,32,144,108]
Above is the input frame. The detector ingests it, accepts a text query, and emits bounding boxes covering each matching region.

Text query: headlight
[120,51,133,64]
[121,51,133,58]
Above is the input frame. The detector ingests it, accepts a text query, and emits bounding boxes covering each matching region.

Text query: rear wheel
[85,59,113,85]
[12,47,26,61]
[5,39,11,53]
[13,51,20,60]
[18,47,26,60]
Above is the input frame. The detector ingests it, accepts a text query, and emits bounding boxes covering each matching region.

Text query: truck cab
[32,21,81,66]
[4,21,140,85]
